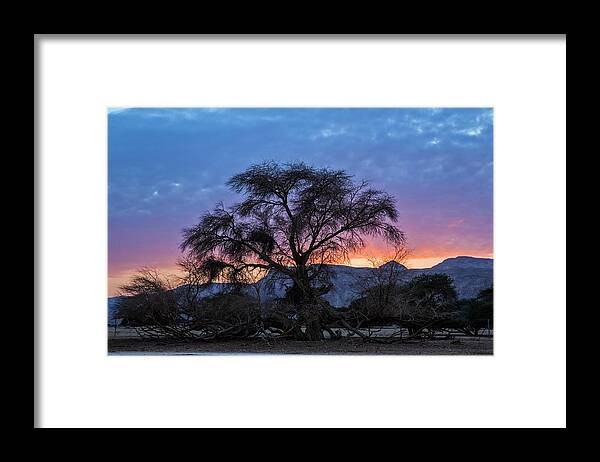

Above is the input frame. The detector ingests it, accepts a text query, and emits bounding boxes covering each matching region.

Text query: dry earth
[108,329,493,355]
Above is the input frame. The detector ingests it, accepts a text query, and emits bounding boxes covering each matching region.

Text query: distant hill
[428,256,493,271]
[108,257,493,323]
[409,256,493,300]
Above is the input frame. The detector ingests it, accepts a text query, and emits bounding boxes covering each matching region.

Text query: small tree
[478,287,493,332]
[474,287,493,330]
[116,268,179,326]
[456,287,493,335]
[399,274,458,335]
[349,246,410,323]
[116,265,265,341]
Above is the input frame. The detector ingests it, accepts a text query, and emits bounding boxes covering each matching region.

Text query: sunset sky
[108,108,493,296]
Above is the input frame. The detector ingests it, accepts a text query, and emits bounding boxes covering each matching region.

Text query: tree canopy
[181,161,405,302]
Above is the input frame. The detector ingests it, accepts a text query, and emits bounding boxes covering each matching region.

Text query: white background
[36,36,566,428]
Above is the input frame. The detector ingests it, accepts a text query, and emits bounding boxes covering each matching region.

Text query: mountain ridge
[108,256,493,320]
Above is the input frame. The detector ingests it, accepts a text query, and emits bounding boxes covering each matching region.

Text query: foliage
[115,268,179,326]
[400,273,459,319]
[457,287,493,332]
[180,161,405,304]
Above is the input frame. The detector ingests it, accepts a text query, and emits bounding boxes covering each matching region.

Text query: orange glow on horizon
[347,256,447,269]
[347,254,492,270]
[108,250,493,297]
[405,256,448,269]
[108,264,185,298]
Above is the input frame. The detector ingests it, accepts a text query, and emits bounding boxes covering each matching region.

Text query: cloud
[457,126,484,137]
[311,126,348,139]
[107,108,130,115]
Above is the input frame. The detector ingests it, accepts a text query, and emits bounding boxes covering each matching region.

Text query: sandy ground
[108,332,493,355]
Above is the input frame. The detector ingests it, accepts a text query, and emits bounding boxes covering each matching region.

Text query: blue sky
[108,108,493,295]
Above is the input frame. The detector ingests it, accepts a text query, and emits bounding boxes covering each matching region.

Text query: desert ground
[108,327,493,355]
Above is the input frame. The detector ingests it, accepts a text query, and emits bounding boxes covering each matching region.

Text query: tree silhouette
[181,161,405,307]
[400,273,458,320]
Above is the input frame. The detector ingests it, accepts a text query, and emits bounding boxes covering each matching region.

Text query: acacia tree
[116,268,179,327]
[457,287,493,335]
[398,274,458,336]
[180,161,405,339]
[349,246,410,322]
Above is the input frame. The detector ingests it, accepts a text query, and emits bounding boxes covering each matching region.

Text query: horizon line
[108,254,493,297]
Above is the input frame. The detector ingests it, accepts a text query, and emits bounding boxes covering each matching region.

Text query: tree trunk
[287,265,314,304]
[304,317,324,341]
[284,265,326,341]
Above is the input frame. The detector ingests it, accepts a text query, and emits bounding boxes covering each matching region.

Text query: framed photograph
[35,34,566,428]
